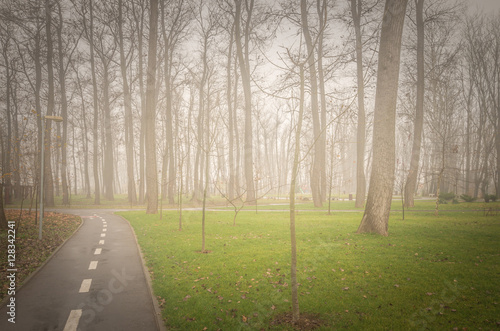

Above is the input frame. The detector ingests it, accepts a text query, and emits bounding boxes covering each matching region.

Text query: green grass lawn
[119,207,500,330]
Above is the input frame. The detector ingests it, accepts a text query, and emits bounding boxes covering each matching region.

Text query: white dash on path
[101,233,106,237]
[103,224,107,228]
[89,261,98,270]
[103,228,107,232]
[94,248,102,255]
[63,309,82,331]
[99,240,105,245]
[79,279,92,293]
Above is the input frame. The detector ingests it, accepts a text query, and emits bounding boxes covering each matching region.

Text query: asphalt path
[0,209,161,331]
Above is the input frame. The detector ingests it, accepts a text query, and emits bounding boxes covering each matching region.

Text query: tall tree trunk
[317,0,327,204]
[234,0,256,203]
[351,0,367,208]
[35,16,43,207]
[404,0,425,208]
[89,0,100,205]
[118,0,137,205]
[75,69,92,198]
[145,0,159,214]
[0,183,7,230]
[227,22,236,201]
[101,61,114,201]
[56,1,70,205]
[357,0,408,236]
[160,0,175,205]
[44,0,56,208]
[301,0,322,207]
[132,0,146,204]
[2,43,12,205]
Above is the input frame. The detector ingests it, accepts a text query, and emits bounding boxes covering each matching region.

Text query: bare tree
[43,0,57,207]
[145,0,159,213]
[117,0,137,204]
[404,0,424,208]
[350,0,367,208]
[234,0,256,203]
[357,0,408,236]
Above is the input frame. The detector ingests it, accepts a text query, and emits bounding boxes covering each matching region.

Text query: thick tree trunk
[44,0,56,208]
[357,0,408,236]
[145,0,159,214]
[404,0,425,208]
[57,2,70,205]
[118,0,137,205]
[102,62,114,201]
[131,0,146,204]
[351,0,367,208]
[160,1,175,205]
[301,0,322,207]
[0,184,7,230]
[89,0,100,205]
[317,0,327,204]
[234,0,256,203]
[2,46,12,205]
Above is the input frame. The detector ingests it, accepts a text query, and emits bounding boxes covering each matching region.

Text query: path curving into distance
[0,210,161,331]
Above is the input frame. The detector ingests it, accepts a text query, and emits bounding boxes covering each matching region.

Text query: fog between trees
[1,0,499,231]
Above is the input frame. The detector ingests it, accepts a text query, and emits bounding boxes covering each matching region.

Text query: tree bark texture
[118,0,137,205]
[234,0,256,203]
[89,0,101,205]
[357,0,408,236]
[56,2,70,206]
[145,0,159,214]
[351,0,367,208]
[44,0,56,208]
[404,0,425,208]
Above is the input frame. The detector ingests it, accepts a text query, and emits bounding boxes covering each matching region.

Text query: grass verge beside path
[0,210,81,301]
[120,209,500,330]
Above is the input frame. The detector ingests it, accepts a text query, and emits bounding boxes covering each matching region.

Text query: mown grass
[119,207,500,330]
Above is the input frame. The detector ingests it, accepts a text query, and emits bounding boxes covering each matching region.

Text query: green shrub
[460,194,476,202]
[452,198,459,204]
[439,192,455,201]
[484,194,490,203]
[490,195,498,202]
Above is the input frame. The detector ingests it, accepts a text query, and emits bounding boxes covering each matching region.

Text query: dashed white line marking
[94,248,102,255]
[103,224,107,228]
[101,233,106,237]
[99,240,105,245]
[79,279,92,293]
[63,309,82,331]
[89,261,98,270]
[103,228,107,232]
